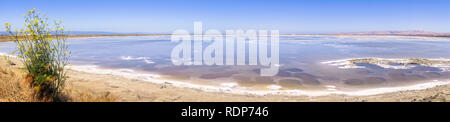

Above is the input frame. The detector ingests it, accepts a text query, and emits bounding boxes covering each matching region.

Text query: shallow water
[1,35,450,94]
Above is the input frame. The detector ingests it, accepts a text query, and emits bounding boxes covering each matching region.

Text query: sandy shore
[63,70,450,102]
[2,57,448,102]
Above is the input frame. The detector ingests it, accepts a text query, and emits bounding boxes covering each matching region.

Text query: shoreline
[1,34,448,42]
[56,64,450,102]
[69,64,450,97]
[0,34,171,42]
[1,54,449,101]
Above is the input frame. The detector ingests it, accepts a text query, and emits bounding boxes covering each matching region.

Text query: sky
[0,0,449,34]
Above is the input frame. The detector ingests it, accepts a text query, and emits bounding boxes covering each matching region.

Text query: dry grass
[60,85,117,102]
[0,65,34,102]
[0,58,117,102]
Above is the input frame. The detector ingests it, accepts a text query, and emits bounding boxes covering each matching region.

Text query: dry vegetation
[0,9,118,102]
[0,62,34,102]
[0,57,117,102]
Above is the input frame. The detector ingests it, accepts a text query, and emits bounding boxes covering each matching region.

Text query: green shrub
[4,8,70,101]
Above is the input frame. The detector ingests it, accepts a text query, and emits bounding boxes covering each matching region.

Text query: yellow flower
[35,86,41,91]
[4,23,12,28]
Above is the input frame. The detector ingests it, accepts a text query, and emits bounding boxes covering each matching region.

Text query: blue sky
[1,0,449,33]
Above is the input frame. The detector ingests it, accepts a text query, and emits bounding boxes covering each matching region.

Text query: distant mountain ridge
[335,30,450,36]
[0,31,134,35]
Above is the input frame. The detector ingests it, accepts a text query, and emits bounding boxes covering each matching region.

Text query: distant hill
[0,31,143,35]
[0,31,7,35]
[2,30,449,37]
[67,31,124,35]
[335,30,450,37]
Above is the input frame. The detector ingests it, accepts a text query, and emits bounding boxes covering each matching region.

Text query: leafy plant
[4,8,70,101]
